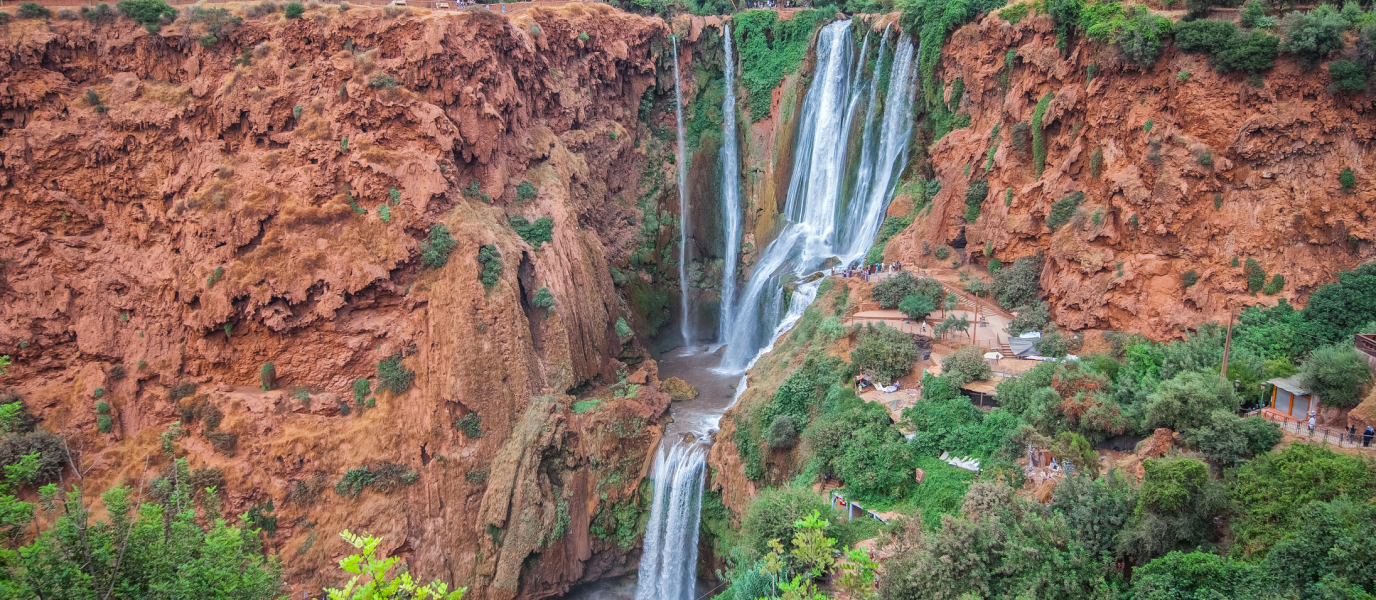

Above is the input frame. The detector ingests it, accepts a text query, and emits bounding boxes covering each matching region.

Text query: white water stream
[634,443,707,600]
[674,37,692,348]
[718,25,743,345]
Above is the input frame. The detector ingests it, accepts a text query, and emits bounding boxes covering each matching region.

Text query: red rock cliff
[0,4,682,597]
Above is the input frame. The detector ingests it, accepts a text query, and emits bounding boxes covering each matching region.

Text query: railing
[1250,409,1376,449]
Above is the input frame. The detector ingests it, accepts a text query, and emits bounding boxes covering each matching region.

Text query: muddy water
[656,346,744,442]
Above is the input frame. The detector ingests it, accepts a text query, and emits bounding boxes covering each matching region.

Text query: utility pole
[1220,307,1235,383]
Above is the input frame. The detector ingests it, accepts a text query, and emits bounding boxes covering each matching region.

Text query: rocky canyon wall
[0,4,694,597]
[885,9,1376,338]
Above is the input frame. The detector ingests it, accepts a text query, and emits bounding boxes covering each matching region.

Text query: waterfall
[718,26,742,344]
[634,442,707,600]
[673,37,692,348]
[718,22,917,373]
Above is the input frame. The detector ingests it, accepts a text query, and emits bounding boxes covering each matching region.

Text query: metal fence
[1249,409,1376,449]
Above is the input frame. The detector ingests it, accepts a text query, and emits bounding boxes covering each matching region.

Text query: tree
[1005,301,1050,336]
[873,271,943,309]
[1280,5,1348,64]
[897,294,937,321]
[941,345,993,387]
[422,224,457,269]
[1231,443,1376,558]
[767,415,801,449]
[1181,410,1282,467]
[1132,551,1257,600]
[1298,344,1371,408]
[284,1,304,18]
[116,0,175,32]
[1302,261,1376,345]
[991,256,1041,309]
[850,323,917,384]
[326,531,463,600]
[1144,370,1240,431]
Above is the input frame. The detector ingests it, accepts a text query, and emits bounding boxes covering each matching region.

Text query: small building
[1265,376,1318,420]
[960,379,1001,408]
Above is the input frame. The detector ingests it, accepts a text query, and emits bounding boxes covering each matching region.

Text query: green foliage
[1030,92,1054,177]
[1213,30,1280,74]
[571,399,602,414]
[1244,258,1266,293]
[284,0,303,16]
[1144,370,1240,431]
[1298,344,1371,408]
[1302,261,1376,346]
[941,345,994,386]
[376,354,414,395]
[1049,0,1083,49]
[992,255,1041,309]
[872,271,944,309]
[1005,300,1050,336]
[898,293,938,321]
[378,205,391,223]
[615,317,633,339]
[1046,191,1084,231]
[516,181,536,201]
[509,215,555,249]
[368,73,399,90]
[1181,410,1281,467]
[454,413,482,438]
[532,287,554,312]
[1132,551,1256,600]
[259,362,275,392]
[963,179,988,222]
[766,414,801,449]
[933,246,951,260]
[1280,5,1348,64]
[1231,443,1376,558]
[734,10,826,121]
[1340,166,1356,191]
[1175,19,1238,54]
[116,0,176,32]
[850,323,918,383]
[999,2,1029,23]
[1083,4,1173,68]
[1241,0,1273,28]
[18,2,51,18]
[421,224,457,269]
[353,378,371,404]
[1328,59,1368,92]
[477,245,502,289]
[1182,269,1199,288]
[1262,273,1285,295]
[325,530,463,600]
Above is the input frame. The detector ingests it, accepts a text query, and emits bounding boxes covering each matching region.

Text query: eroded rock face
[0,5,677,598]
[885,11,1376,339]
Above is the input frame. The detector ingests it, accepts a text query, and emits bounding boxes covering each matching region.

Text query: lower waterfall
[634,442,708,600]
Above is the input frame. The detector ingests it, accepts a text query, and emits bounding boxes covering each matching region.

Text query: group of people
[831,261,904,282]
[1348,423,1375,447]
[744,0,804,8]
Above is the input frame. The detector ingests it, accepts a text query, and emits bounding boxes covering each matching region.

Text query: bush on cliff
[1280,5,1349,65]
[509,215,555,249]
[478,244,503,288]
[117,0,176,32]
[422,224,457,269]
[733,9,826,121]
[376,354,415,395]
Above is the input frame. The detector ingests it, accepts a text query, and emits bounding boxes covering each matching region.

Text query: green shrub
[533,287,554,310]
[477,245,502,288]
[378,205,391,223]
[1139,456,1209,514]
[454,413,482,438]
[335,467,375,498]
[1244,258,1266,294]
[116,0,176,32]
[1182,270,1199,288]
[1089,4,1172,68]
[1263,274,1285,295]
[1144,119,1154,134]
[1231,443,1376,557]
[421,224,456,269]
[1031,92,1054,177]
[1177,70,1191,82]
[368,73,399,90]
[850,323,918,383]
[1144,371,1241,431]
[352,378,370,404]
[934,246,951,260]
[284,2,303,18]
[93,387,105,399]
[509,215,555,249]
[999,2,1029,23]
[733,10,826,121]
[1175,19,1238,54]
[964,179,989,223]
[1181,410,1281,467]
[1215,194,1224,210]
[615,317,633,339]
[259,363,275,392]
[1049,0,1083,49]
[766,415,800,449]
[1327,59,1367,92]
[993,256,1042,310]
[873,271,945,308]
[989,258,1003,272]
[941,345,994,386]
[516,181,536,201]
[899,294,938,321]
[1340,167,1356,192]
[97,414,113,433]
[571,399,602,414]
[463,180,481,197]
[84,3,117,25]
[1298,344,1371,408]
[1213,30,1279,74]
[1280,5,1348,65]
[376,354,414,395]
[1240,0,1273,28]
[18,2,52,18]
[1046,191,1085,231]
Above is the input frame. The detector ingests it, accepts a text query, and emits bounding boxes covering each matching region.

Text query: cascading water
[634,442,707,600]
[718,26,742,344]
[673,37,692,348]
[718,22,916,373]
